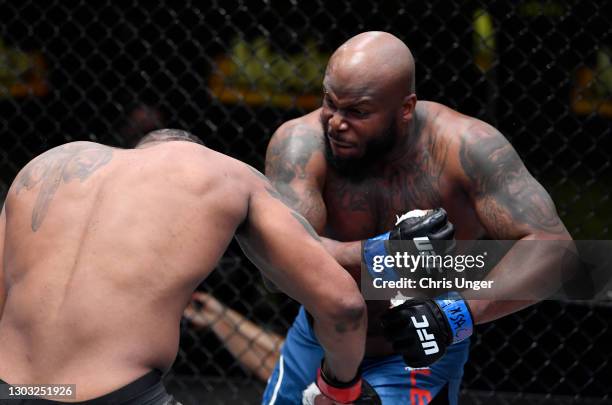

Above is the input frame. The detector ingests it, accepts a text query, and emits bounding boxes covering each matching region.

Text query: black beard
[322,119,398,182]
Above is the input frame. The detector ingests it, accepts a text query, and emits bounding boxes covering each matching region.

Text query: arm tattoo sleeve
[265,125,326,224]
[246,165,322,243]
[459,126,564,237]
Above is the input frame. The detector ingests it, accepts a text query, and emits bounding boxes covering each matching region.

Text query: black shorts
[0,370,180,405]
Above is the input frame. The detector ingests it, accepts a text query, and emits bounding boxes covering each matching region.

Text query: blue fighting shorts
[262,306,470,405]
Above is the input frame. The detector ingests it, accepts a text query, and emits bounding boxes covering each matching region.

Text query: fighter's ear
[400,94,417,122]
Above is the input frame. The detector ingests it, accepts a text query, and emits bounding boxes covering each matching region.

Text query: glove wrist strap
[363,232,399,281]
[316,362,362,404]
[434,291,474,344]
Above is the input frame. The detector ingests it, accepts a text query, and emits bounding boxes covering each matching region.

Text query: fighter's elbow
[524,226,572,242]
[320,294,366,334]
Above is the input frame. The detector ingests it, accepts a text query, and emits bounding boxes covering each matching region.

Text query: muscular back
[0,141,248,397]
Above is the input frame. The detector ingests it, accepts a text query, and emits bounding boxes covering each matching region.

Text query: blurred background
[1,1,610,404]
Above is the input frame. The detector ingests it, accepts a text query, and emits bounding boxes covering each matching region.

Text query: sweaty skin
[0,139,366,400]
[265,32,571,357]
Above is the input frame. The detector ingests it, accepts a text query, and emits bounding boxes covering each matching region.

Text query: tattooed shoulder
[265,122,324,183]
[458,124,510,187]
[257,179,322,243]
[265,122,326,218]
[459,123,563,235]
[14,142,113,231]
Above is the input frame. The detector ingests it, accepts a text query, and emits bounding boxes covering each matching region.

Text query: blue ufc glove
[381,291,474,368]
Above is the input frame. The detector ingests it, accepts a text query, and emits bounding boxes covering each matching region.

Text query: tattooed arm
[459,122,573,323]
[265,120,362,268]
[265,121,328,231]
[235,164,366,382]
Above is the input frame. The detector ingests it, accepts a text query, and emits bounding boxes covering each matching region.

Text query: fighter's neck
[378,107,426,167]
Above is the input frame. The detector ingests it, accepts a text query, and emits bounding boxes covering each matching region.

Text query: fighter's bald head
[325,31,415,97]
[135,129,204,148]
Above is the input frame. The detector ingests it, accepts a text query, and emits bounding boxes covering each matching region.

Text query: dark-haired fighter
[0,129,368,404]
[262,32,572,404]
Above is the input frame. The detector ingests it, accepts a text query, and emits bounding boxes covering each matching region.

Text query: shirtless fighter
[262,32,572,404]
[0,129,369,404]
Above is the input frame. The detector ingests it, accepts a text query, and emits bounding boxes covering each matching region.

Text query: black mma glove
[388,208,454,241]
[381,291,474,368]
[363,208,455,281]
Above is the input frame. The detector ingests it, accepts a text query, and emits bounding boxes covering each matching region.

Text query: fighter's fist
[183,292,224,329]
[363,208,455,280]
[388,208,454,241]
[381,292,473,368]
[302,376,381,405]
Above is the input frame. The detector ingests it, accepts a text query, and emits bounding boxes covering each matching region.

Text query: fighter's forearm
[464,232,574,324]
[212,308,281,352]
[312,309,367,382]
[466,299,536,325]
[320,237,361,268]
[210,307,283,380]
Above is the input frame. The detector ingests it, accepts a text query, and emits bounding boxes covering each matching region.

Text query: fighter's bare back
[0,141,254,397]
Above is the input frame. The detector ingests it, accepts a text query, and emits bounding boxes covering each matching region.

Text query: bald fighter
[262,32,572,404]
[0,129,369,404]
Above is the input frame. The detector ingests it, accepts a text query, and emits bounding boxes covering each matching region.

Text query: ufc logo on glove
[411,316,440,355]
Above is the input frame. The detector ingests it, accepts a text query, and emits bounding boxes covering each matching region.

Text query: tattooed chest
[323,174,443,240]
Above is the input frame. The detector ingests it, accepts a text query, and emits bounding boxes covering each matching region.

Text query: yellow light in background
[571,47,612,118]
[473,9,496,72]
[209,37,328,109]
[0,37,49,98]
[519,1,565,17]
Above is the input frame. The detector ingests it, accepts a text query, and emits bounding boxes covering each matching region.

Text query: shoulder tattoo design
[15,143,113,231]
[266,124,325,220]
[459,127,563,236]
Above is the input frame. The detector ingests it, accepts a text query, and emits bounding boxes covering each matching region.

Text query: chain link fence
[1,1,611,403]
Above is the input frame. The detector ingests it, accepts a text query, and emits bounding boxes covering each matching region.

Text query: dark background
[1,1,610,403]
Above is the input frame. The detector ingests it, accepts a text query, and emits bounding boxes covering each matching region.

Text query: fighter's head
[135,129,204,148]
[320,31,417,177]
